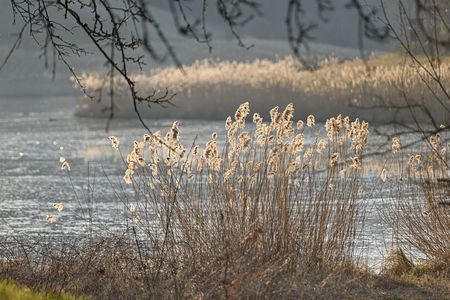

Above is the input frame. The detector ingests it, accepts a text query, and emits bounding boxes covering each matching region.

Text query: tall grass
[381,133,449,261]
[75,54,450,123]
[1,103,374,298]
[103,102,370,296]
[378,138,449,295]
[1,102,448,298]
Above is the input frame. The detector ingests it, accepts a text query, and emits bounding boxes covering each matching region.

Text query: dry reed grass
[381,132,449,261]
[104,102,369,297]
[0,103,448,299]
[74,54,450,123]
[1,103,373,299]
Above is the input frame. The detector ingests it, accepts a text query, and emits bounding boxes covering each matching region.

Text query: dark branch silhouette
[2,0,391,131]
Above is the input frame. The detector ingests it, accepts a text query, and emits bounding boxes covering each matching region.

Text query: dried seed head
[414,154,422,164]
[293,134,304,153]
[306,115,315,127]
[137,156,146,167]
[270,106,280,125]
[380,168,387,182]
[350,156,361,169]
[109,136,120,149]
[123,169,133,184]
[149,163,158,176]
[128,204,136,213]
[391,137,400,153]
[329,152,339,166]
[192,145,200,156]
[253,113,262,124]
[52,203,64,212]
[143,134,151,143]
[316,139,327,153]
[46,214,58,223]
[238,132,251,150]
[234,102,250,127]
[171,121,180,141]
[429,134,440,149]
[61,161,71,171]
[281,103,294,124]
[225,116,233,130]
[304,148,313,159]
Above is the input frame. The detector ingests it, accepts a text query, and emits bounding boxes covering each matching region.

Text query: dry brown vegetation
[1,238,448,299]
[381,133,449,260]
[0,103,449,299]
[75,54,450,123]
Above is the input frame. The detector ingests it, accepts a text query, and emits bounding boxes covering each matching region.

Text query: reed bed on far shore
[75,54,450,123]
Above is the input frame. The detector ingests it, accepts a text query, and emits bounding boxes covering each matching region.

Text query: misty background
[0,0,398,100]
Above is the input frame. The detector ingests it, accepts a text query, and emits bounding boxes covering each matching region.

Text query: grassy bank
[0,280,82,300]
[0,248,448,299]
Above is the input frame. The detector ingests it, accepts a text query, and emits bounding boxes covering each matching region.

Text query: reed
[381,133,449,261]
[75,54,450,123]
[1,103,448,299]
[106,102,369,297]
